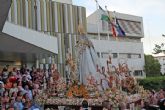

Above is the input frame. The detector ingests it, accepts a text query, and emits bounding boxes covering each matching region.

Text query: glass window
[112,53,118,58]
[127,54,131,58]
[97,52,100,58]
[101,52,109,58]
[134,70,143,76]
[131,54,141,59]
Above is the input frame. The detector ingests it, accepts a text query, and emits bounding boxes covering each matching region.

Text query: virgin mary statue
[77,24,109,90]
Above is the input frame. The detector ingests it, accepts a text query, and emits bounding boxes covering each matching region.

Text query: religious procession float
[35,54,149,110]
[35,25,150,110]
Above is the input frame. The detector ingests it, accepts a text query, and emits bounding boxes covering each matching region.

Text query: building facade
[87,10,145,78]
[52,0,72,4]
[6,0,86,75]
[155,55,165,75]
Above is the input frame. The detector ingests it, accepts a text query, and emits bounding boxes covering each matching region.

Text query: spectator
[12,67,17,76]
[32,84,40,98]
[14,96,24,110]
[2,67,8,82]
[157,92,165,110]
[9,82,18,96]
[11,91,17,100]
[17,91,23,101]
[1,90,10,109]
[8,98,15,110]
[5,78,12,90]
[80,100,91,110]
[24,84,33,100]
[0,81,5,96]
[102,100,112,110]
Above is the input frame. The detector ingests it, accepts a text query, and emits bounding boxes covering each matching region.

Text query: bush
[138,76,165,91]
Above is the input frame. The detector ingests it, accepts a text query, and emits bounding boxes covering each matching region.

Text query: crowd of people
[0,64,52,110]
[0,64,165,110]
[141,89,165,110]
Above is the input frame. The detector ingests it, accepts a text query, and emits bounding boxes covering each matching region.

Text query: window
[134,70,143,76]
[131,54,141,59]
[112,53,118,58]
[101,52,109,58]
[127,54,131,58]
[97,52,100,58]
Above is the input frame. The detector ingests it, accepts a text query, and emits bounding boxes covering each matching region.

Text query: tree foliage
[144,55,161,76]
[153,43,165,54]
[139,76,165,91]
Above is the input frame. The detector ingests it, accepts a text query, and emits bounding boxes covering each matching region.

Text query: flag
[115,18,126,37]
[99,5,117,37]
[113,11,126,37]
[101,14,110,22]
[111,23,117,37]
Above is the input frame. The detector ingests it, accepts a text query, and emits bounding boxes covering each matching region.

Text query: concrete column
[51,57,55,64]
[45,64,49,70]
[39,64,44,69]
[35,59,39,69]
[42,58,46,64]
[39,58,45,69]
[48,56,52,64]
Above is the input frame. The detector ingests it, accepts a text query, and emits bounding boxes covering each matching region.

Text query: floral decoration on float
[66,80,89,98]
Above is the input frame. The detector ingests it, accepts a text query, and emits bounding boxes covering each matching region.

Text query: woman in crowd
[1,90,10,109]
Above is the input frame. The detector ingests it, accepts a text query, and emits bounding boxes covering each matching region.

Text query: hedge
[138,76,165,91]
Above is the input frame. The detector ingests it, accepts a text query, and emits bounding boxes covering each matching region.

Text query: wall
[7,0,87,75]
[91,38,145,78]
[51,0,72,4]
[87,10,144,38]
[155,56,165,75]
[3,22,58,54]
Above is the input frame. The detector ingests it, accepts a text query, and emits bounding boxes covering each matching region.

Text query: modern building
[1,0,86,75]
[1,0,146,78]
[154,54,165,75]
[87,10,146,78]
[52,0,72,4]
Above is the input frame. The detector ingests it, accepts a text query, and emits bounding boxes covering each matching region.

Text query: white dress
[77,35,107,88]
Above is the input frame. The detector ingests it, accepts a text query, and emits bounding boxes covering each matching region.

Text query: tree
[153,43,165,54]
[144,55,161,76]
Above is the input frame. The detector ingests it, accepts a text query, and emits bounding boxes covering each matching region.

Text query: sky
[72,0,165,55]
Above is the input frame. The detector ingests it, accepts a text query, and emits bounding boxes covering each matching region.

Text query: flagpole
[95,0,100,40]
[105,6,110,40]
[112,11,118,41]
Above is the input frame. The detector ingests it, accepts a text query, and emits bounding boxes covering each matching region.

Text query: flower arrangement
[56,77,67,92]
[104,88,126,108]
[66,83,89,98]
[35,91,48,105]
[137,86,150,101]
[122,76,137,93]
[86,75,100,98]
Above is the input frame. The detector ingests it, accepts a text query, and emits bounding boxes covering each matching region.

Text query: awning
[0,32,56,63]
